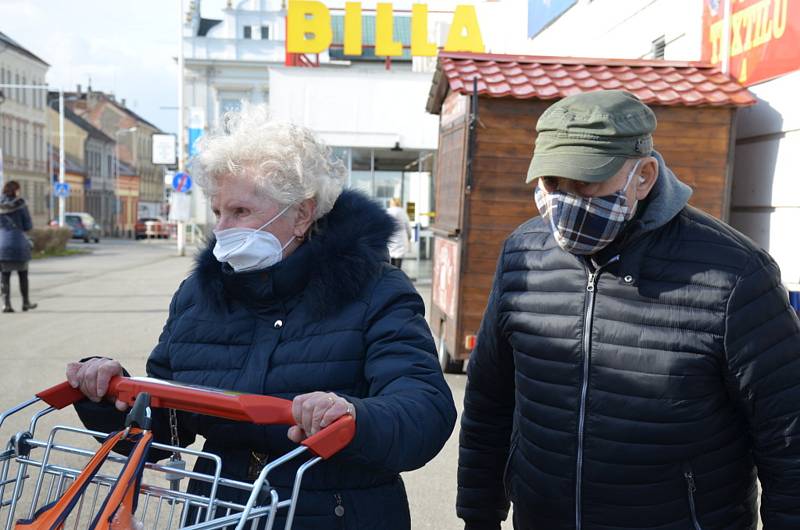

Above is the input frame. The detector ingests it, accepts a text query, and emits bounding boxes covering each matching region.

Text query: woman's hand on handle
[288,391,355,443]
[66,358,128,411]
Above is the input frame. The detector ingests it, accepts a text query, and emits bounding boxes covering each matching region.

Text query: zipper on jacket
[502,435,519,499]
[684,466,703,530]
[575,256,618,530]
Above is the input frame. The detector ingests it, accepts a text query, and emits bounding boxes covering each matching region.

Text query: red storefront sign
[702,0,800,86]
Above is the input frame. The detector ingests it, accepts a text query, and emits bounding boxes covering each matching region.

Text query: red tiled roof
[426,52,756,114]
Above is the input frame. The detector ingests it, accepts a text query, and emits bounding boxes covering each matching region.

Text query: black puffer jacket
[458,153,800,530]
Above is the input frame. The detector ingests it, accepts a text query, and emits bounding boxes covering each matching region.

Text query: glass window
[329,147,351,186]
[350,148,372,196]
[244,26,252,39]
[374,171,401,207]
[261,26,269,39]
[372,148,421,207]
[220,98,241,121]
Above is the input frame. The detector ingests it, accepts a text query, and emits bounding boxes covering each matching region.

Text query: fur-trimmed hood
[0,196,26,214]
[193,189,396,315]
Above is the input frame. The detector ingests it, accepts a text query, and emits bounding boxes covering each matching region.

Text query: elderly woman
[66,105,457,529]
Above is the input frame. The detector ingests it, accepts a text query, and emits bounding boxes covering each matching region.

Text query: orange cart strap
[15,428,151,530]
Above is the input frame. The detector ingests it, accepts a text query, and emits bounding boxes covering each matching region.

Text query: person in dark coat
[0,180,37,313]
[458,91,800,529]
[65,104,457,529]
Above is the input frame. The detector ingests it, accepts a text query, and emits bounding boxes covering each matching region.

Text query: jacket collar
[0,197,25,214]
[194,189,395,316]
[591,151,693,284]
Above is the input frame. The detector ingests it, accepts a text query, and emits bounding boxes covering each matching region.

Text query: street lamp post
[0,84,66,226]
[115,127,137,238]
[177,0,187,257]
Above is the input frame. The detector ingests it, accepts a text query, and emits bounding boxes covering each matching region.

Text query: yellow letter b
[287,0,332,54]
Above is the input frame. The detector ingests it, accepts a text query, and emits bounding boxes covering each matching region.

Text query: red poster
[432,237,459,319]
[702,0,800,86]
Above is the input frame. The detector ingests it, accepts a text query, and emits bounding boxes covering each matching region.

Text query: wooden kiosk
[425,52,755,372]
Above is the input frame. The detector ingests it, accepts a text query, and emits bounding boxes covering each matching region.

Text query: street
[1,239,512,530]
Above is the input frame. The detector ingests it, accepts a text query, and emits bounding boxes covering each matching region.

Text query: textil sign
[702,0,799,86]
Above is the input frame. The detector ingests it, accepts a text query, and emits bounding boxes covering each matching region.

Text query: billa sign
[702,0,799,86]
[287,1,485,56]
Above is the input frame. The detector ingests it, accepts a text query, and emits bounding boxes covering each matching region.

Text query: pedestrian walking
[458,90,800,529]
[65,104,456,530]
[386,197,412,269]
[0,180,37,313]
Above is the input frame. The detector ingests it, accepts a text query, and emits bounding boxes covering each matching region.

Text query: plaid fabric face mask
[535,161,641,255]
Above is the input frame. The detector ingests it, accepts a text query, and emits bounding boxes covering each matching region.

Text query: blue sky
[0,0,231,133]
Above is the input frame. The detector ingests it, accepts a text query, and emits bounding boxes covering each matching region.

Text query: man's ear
[635,157,659,200]
[293,198,317,237]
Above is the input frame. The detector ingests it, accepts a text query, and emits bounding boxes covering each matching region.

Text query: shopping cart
[0,376,355,530]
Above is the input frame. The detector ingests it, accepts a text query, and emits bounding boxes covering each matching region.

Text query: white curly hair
[191,103,345,220]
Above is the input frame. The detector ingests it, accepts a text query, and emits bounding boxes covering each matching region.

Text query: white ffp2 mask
[212,204,293,272]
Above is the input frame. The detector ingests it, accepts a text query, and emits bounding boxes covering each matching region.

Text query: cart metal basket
[0,377,355,530]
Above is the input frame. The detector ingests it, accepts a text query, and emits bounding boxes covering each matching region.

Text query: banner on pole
[188,107,205,157]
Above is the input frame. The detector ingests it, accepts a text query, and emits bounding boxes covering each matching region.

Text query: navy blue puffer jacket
[0,197,33,262]
[77,190,456,529]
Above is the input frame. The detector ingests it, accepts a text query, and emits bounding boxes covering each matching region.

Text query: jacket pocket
[502,434,520,499]
[682,462,704,530]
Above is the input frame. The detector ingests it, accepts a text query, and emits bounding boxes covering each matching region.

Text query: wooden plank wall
[432,99,469,235]
[455,99,544,360]
[454,99,734,361]
[650,106,735,219]
[430,98,469,356]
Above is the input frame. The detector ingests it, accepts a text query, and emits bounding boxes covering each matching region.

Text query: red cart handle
[36,376,355,459]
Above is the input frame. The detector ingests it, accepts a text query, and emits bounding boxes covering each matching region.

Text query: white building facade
[181,0,492,228]
[0,31,50,227]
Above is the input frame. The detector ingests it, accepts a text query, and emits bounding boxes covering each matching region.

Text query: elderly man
[457,90,800,529]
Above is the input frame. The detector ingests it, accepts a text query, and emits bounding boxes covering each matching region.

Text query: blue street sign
[172,172,192,193]
[53,182,71,198]
[188,128,203,157]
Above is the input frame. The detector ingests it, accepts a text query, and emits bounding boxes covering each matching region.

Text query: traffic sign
[172,172,192,193]
[152,134,177,165]
[53,182,71,198]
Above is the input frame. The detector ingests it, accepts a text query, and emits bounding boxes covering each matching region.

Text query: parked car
[65,212,101,243]
[134,217,170,240]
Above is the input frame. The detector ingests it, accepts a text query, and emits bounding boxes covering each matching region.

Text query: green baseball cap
[526,90,657,183]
